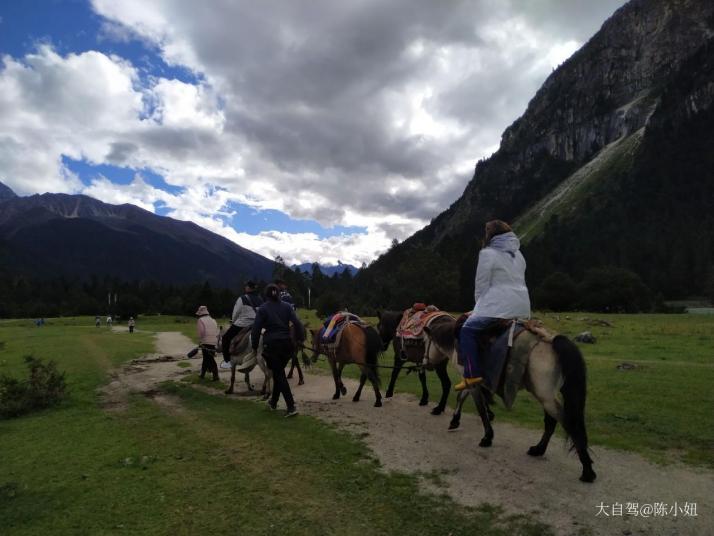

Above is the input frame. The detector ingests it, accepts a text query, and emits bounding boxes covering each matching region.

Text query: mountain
[292,262,359,277]
[364,0,714,308]
[0,190,275,284]
[0,181,17,202]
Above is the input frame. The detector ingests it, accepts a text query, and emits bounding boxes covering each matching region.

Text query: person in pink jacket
[195,305,219,381]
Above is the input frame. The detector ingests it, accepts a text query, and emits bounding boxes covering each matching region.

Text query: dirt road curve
[103,331,713,536]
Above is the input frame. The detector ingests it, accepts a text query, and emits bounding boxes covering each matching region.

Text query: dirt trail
[102,331,713,536]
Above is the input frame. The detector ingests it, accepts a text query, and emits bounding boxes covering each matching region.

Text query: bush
[0,356,67,419]
[578,266,653,313]
[533,272,578,311]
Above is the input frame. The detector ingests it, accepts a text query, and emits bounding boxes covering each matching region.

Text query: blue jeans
[458,315,500,378]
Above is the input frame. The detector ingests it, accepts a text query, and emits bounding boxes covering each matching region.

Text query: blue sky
[0,0,625,264]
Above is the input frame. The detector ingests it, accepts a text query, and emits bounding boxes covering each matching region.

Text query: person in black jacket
[249,283,304,417]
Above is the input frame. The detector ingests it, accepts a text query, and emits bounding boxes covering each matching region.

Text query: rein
[296,342,425,373]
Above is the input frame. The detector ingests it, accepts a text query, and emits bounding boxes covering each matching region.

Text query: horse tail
[363,327,382,386]
[552,335,588,450]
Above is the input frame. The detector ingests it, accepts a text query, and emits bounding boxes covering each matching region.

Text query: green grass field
[0,317,549,535]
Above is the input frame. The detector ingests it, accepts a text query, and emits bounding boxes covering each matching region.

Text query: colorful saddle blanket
[396,305,446,339]
[320,312,365,343]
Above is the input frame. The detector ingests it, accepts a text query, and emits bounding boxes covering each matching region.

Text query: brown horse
[309,321,383,407]
[423,317,596,483]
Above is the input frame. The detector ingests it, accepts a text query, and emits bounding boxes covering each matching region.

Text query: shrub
[578,266,653,313]
[0,356,67,419]
[533,272,578,311]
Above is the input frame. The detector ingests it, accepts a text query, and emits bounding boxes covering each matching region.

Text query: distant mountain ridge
[364,0,714,307]
[292,262,358,276]
[0,183,275,284]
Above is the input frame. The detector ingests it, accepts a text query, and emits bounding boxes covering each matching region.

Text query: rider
[248,283,304,417]
[195,305,220,381]
[220,280,264,369]
[274,278,295,309]
[455,220,531,391]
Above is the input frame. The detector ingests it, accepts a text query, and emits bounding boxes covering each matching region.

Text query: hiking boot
[454,377,483,391]
[284,407,298,418]
[219,361,232,370]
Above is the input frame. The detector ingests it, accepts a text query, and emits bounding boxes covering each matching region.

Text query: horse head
[376,310,401,351]
[308,327,322,363]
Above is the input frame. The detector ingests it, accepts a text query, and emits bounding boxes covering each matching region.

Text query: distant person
[455,220,531,391]
[275,279,295,309]
[128,317,136,334]
[106,315,113,327]
[246,283,304,417]
[195,305,219,381]
[220,281,264,369]
[95,316,101,327]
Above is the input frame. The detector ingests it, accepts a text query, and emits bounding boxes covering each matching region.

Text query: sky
[0,0,627,266]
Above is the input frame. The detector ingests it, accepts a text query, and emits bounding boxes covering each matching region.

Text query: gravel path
[102,331,713,536]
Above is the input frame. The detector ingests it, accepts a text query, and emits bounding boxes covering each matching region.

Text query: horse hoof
[352,396,360,403]
[384,396,392,402]
[479,438,492,448]
[340,386,347,395]
[224,389,233,395]
[448,421,460,431]
[418,399,428,407]
[374,400,382,407]
[527,445,546,457]
[430,406,444,415]
[298,380,305,385]
[580,469,597,483]
[332,394,340,400]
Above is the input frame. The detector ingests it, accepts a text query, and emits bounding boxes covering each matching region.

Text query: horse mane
[379,310,403,332]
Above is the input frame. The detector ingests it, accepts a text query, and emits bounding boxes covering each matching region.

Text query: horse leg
[338,362,347,396]
[472,386,494,447]
[431,360,451,415]
[353,370,367,402]
[368,367,382,408]
[225,365,236,394]
[384,358,403,400]
[528,410,558,457]
[293,353,305,385]
[417,368,429,406]
[448,389,468,431]
[329,359,341,400]
[287,357,294,379]
[244,371,254,391]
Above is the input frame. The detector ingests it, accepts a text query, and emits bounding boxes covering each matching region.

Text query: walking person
[220,281,264,369]
[106,315,113,327]
[247,283,304,417]
[455,220,531,391]
[195,305,220,381]
[95,316,101,327]
[128,317,136,334]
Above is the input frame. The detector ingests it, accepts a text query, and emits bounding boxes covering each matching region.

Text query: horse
[225,327,308,397]
[376,310,452,415]
[422,316,596,483]
[309,320,383,407]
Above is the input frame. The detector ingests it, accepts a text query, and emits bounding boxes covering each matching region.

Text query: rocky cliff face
[366,0,714,305]
[0,181,17,202]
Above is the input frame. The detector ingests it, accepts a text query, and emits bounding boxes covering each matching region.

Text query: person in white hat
[195,305,219,381]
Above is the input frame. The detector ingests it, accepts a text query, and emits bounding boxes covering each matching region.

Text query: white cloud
[0,1,627,266]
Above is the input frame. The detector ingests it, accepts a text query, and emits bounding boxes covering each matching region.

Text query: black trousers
[263,339,295,409]
[201,344,219,379]
[222,325,251,362]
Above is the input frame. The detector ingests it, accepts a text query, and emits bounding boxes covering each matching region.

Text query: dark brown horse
[376,310,451,415]
[309,320,382,407]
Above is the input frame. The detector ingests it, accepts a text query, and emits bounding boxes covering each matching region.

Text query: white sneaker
[219,361,232,370]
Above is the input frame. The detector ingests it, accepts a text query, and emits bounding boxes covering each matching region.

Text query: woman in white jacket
[455,220,531,391]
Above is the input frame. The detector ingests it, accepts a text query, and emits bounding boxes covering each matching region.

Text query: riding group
[192,220,597,483]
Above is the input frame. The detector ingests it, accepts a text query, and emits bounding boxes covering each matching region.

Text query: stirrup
[454,377,483,391]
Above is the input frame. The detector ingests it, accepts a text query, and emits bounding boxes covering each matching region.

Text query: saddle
[318,312,367,358]
[228,327,253,356]
[454,316,544,409]
[396,304,444,340]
